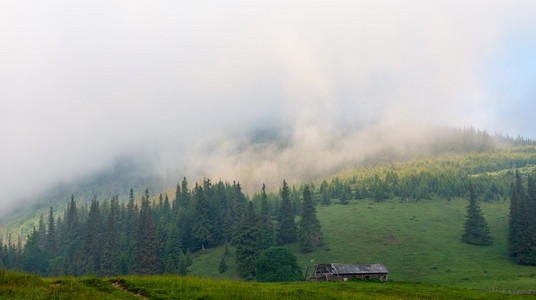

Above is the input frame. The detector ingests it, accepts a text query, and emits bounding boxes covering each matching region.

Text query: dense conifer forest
[1,128,536,283]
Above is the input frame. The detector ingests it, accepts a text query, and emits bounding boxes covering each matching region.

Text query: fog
[1,1,536,210]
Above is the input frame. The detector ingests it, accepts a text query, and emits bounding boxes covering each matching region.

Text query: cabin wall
[313,273,388,282]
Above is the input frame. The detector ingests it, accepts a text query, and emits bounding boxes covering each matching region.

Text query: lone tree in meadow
[298,186,322,252]
[462,182,492,246]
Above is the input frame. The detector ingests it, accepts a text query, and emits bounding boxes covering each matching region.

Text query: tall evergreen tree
[43,206,58,258]
[298,186,323,252]
[514,175,536,265]
[276,180,297,245]
[259,184,274,249]
[136,188,161,275]
[461,182,492,245]
[173,182,181,215]
[192,184,213,251]
[181,177,191,208]
[508,171,526,256]
[102,196,120,276]
[37,214,47,252]
[81,198,103,275]
[319,180,330,205]
[61,195,82,275]
[235,202,263,277]
[22,229,48,275]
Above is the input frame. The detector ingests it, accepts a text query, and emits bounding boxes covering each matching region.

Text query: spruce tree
[298,186,323,252]
[102,196,120,276]
[136,188,162,275]
[46,207,57,258]
[515,175,536,265]
[508,171,526,256]
[218,255,228,274]
[319,180,330,205]
[22,229,48,275]
[276,180,297,245]
[192,183,213,251]
[173,182,181,215]
[164,226,182,273]
[81,198,103,275]
[181,177,191,208]
[37,214,47,252]
[259,183,274,248]
[462,182,492,246]
[235,202,263,277]
[61,195,81,275]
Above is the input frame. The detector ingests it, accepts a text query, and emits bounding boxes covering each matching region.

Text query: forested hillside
[1,129,536,290]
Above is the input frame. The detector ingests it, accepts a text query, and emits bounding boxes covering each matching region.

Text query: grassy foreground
[1,270,534,299]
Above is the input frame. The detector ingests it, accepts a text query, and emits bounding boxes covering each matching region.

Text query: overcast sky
[1,1,536,207]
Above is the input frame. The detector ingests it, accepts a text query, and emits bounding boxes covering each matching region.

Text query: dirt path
[111,281,146,298]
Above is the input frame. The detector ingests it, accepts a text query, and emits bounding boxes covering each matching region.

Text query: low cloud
[1,1,536,208]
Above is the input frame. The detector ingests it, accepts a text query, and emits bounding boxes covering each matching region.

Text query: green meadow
[190,197,536,292]
[1,270,534,299]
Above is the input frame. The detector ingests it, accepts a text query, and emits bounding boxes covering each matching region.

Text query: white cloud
[1,0,536,205]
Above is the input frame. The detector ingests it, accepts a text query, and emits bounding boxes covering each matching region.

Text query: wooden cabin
[312,263,389,282]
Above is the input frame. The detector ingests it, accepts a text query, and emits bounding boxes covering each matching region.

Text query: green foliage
[508,172,536,265]
[101,196,120,276]
[192,183,214,250]
[255,247,302,282]
[461,182,492,245]
[136,189,161,275]
[298,186,322,252]
[276,180,297,245]
[218,256,228,274]
[235,202,264,277]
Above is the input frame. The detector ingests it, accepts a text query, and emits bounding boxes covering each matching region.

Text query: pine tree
[22,229,48,275]
[218,255,228,274]
[319,180,330,205]
[37,214,47,252]
[102,196,120,276]
[61,195,82,275]
[276,180,297,245]
[124,189,138,274]
[136,188,162,275]
[298,186,323,252]
[462,182,492,246]
[192,183,213,251]
[235,202,263,277]
[164,226,182,274]
[508,171,526,256]
[46,207,57,258]
[515,175,536,265]
[181,177,191,208]
[81,198,103,275]
[173,182,181,215]
[259,184,274,249]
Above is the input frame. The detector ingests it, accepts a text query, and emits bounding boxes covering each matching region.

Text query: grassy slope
[1,271,534,299]
[191,197,536,292]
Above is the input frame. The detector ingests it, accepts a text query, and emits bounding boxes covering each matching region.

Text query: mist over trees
[2,130,536,277]
[1,179,323,280]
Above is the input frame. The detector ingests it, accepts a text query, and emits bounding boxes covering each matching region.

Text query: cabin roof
[318,263,389,275]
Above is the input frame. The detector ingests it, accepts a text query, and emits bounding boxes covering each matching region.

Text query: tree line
[460,170,536,266]
[0,179,322,279]
[508,171,536,265]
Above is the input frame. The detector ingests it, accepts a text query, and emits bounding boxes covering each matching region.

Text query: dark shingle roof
[325,263,389,275]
